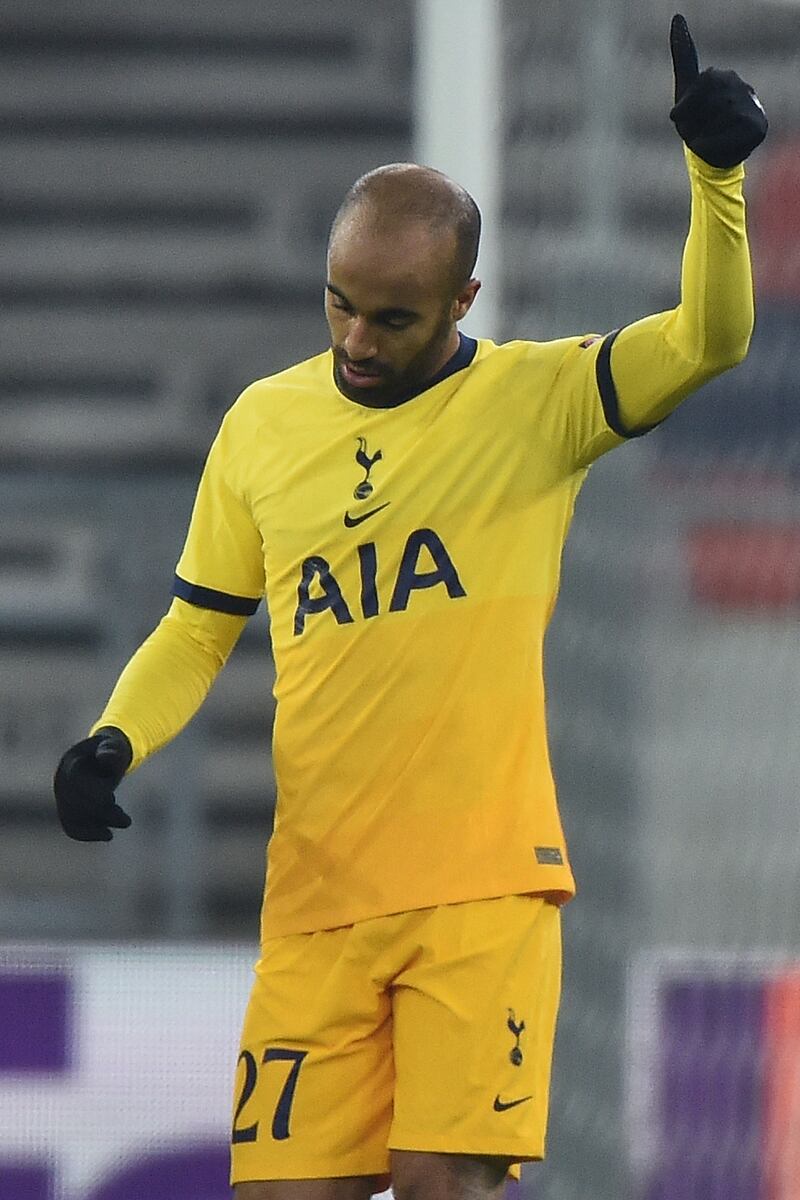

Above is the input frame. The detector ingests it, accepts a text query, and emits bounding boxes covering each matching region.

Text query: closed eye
[330,302,413,331]
[326,285,418,330]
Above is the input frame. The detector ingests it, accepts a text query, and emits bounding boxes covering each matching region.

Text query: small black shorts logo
[507,1009,525,1066]
[535,846,563,865]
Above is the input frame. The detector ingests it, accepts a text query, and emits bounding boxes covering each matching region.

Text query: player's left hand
[669,13,767,168]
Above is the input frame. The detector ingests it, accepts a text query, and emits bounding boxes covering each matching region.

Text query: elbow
[704,309,755,375]
[715,325,753,372]
[683,329,751,395]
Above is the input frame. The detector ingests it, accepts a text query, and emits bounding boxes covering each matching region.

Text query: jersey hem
[260,885,574,941]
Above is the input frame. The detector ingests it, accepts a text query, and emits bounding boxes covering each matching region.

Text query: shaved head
[329,163,481,293]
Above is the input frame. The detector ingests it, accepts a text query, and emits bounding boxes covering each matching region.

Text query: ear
[452,278,481,322]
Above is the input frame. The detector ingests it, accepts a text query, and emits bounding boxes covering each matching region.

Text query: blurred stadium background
[1,1,799,1197]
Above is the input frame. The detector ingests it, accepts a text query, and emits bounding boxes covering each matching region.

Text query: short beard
[332,309,456,408]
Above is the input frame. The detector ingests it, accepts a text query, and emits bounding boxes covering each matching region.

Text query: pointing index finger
[670,13,700,104]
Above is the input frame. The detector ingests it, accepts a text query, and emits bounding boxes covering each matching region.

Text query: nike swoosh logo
[493,1094,532,1112]
[343,503,390,528]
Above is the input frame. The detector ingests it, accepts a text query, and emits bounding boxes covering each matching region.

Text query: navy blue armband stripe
[172,574,260,616]
[596,327,660,439]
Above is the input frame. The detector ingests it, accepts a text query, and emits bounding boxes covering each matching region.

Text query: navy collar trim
[427,332,478,391]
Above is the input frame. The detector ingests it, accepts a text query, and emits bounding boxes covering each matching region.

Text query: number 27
[232,1047,308,1144]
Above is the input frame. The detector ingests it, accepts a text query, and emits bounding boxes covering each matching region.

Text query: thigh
[235,1178,377,1200]
[231,924,394,1186]
[389,895,562,1167]
[391,1150,512,1200]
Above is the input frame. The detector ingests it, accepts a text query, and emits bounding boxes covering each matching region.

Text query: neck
[433,326,461,375]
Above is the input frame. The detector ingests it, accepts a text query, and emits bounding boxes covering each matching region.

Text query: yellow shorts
[231,894,561,1185]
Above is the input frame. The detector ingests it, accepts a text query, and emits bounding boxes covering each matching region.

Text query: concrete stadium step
[0,526,100,636]
[0,1,410,135]
[0,0,405,51]
[0,137,399,271]
[0,307,327,461]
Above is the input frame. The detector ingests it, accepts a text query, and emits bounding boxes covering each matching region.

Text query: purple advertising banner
[0,972,71,1074]
[0,945,255,1200]
[653,977,763,1200]
[628,951,800,1200]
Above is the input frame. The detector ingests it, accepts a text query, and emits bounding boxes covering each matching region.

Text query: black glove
[669,13,767,168]
[54,726,133,842]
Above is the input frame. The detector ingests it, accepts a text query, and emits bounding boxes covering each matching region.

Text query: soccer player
[54,16,766,1200]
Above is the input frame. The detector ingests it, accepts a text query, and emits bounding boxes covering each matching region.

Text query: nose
[343,316,378,362]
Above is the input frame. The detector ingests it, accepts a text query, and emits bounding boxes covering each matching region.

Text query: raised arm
[608,14,767,433]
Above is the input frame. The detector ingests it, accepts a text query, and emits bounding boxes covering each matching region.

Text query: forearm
[91,598,247,769]
[613,148,754,431]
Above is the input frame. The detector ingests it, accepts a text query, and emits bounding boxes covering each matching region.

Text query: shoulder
[470,335,602,385]
[230,350,334,418]
[214,349,334,448]
[199,350,332,483]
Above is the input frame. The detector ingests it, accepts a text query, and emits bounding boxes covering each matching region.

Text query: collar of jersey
[338,332,478,410]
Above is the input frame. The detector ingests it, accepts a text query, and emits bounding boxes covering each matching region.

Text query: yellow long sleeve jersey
[95,152,754,938]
